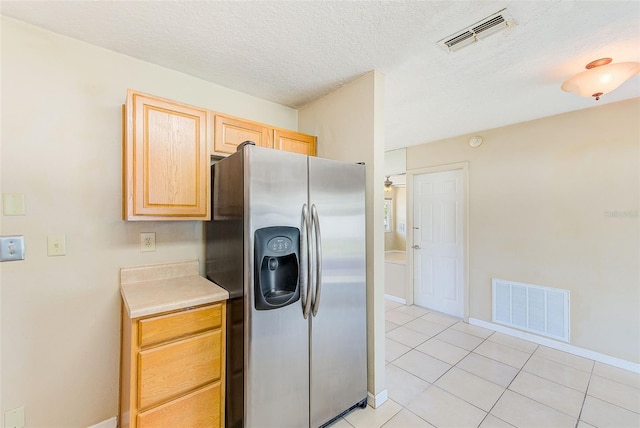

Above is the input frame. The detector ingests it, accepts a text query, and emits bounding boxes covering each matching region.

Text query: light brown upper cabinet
[213,114,272,155]
[123,90,212,221]
[213,114,317,157]
[274,128,317,156]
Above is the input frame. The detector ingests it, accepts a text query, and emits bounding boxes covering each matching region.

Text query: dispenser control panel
[254,226,300,310]
[267,237,292,253]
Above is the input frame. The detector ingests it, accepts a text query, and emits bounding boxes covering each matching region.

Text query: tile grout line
[466,338,639,424]
[398,321,542,427]
[385,303,638,427]
[472,341,599,424]
[519,356,592,393]
[426,328,519,426]
[407,325,496,426]
[384,300,640,428]
[533,346,596,374]
[574,363,594,428]
[482,344,599,423]
[455,331,507,428]
[388,316,490,427]
[580,375,640,417]
[478,343,539,427]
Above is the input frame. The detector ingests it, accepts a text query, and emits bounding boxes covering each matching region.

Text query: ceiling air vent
[438,8,515,52]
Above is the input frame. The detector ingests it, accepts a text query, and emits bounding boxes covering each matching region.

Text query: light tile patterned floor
[329,299,640,428]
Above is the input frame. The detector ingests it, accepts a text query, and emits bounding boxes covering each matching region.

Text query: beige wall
[394,187,407,250]
[384,187,407,251]
[384,189,394,250]
[298,71,387,402]
[407,98,640,363]
[0,86,3,422]
[1,17,297,426]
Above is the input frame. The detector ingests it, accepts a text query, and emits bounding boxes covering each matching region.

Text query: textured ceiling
[2,1,639,150]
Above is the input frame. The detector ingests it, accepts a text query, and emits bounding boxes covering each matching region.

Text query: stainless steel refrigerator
[206,143,367,428]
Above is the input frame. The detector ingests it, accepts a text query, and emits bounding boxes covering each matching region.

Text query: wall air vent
[492,278,570,342]
[438,8,515,52]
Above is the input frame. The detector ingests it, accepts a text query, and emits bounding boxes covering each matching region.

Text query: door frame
[406,162,470,321]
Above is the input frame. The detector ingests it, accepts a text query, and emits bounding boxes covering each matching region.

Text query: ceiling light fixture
[561,58,640,101]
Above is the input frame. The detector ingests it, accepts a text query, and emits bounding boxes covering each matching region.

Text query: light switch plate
[2,193,25,216]
[47,235,66,256]
[0,235,25,262]
[4,406,25,428]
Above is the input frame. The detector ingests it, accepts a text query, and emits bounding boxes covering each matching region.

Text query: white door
[413,170,464,317]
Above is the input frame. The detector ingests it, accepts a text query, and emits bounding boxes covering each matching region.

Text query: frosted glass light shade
[561,61,640,99]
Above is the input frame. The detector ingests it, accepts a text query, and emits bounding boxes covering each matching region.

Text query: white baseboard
[384,294,406,304]
[367,389,388,408]
[469,318,640,374]
[87,416,117,428]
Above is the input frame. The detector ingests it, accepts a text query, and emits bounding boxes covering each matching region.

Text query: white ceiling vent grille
[438,9,515,52]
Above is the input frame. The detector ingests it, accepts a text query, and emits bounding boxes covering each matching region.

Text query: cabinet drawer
[138,330,222,410]
[137,381,222,428]
[139,304,222,347]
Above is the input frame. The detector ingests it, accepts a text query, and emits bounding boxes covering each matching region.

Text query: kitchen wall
[1,17,298,426]
[298,71,387,404]
[0,119,3,422]
[407,97,640,364]
[393,187,407,250]
[384,186,407,251]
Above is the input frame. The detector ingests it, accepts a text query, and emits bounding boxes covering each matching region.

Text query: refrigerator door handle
[302,204,313,319]
[311,204,323,317]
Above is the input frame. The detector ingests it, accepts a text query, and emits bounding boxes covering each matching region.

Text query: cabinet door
[124,90,211,221]
[214,114,272,155]
[274,128,317,156]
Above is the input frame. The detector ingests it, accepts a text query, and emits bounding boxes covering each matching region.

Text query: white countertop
[120,259,229,319]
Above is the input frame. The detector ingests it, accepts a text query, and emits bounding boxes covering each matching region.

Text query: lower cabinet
[120,302,226,428]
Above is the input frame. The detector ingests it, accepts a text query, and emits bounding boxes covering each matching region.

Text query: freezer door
[308,157,367,427]
[244,146,310,428]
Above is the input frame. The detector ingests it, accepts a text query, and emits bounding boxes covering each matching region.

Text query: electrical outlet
[5,406,25,428]
[140,232,156,252]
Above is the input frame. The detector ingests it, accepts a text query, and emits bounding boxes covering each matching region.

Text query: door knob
[412,245,421,250]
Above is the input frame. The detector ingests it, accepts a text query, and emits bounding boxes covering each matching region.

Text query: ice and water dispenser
[254,227,300,310]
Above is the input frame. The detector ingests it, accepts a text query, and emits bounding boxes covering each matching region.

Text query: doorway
[409,165,468,319]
